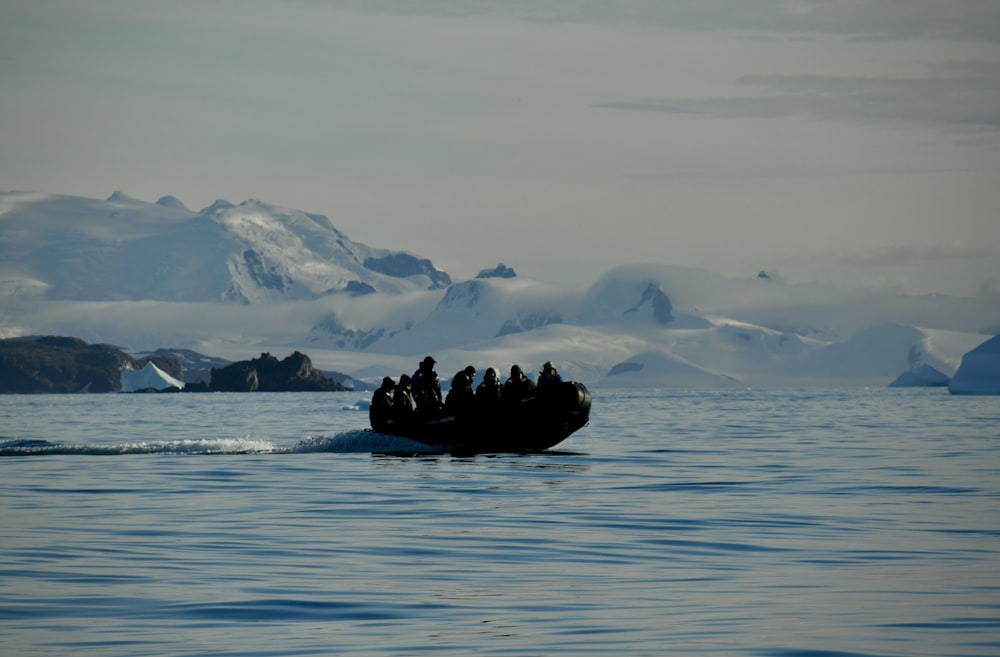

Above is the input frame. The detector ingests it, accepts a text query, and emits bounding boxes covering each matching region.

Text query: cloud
[763,243,1000,298]
[764,0,1000,43]
[321,0,1000,43]
[833,244,1000,268]
[626,166,966,182]
[597,60,1000,132]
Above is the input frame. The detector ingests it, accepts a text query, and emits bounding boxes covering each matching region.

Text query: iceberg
[120,362,185,392]
[602,350,740,388]
[948,335,1000,395]
[888,364,950,388]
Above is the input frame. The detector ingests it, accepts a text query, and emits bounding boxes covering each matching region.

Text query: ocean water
[1,387,998,657]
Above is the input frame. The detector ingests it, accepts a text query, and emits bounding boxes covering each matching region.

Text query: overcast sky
[2,0,999,295]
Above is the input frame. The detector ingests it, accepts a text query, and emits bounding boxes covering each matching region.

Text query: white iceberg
[948,335,1000,395]
[120,361,185,392]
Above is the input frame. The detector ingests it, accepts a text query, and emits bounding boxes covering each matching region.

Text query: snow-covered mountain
[0,191,450,303]
[2,191,997,388]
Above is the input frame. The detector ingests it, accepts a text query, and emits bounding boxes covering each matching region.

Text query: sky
[2,0,999,296]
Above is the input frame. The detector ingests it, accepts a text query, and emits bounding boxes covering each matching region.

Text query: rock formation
[209,351,349,392]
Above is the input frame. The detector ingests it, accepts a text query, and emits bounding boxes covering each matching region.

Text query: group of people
[369,356,564,433]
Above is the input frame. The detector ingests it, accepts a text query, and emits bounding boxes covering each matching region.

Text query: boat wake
[0,436,282,456]
[0,432,448,457]
[291,430,449,455]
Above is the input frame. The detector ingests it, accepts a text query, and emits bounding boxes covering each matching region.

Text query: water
[1,388,998,656]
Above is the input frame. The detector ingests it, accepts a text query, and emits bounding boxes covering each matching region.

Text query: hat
[421,356,436,367]
[381,376,395,388]
[542,360,555,372]
[464,365,476,376]
[399,374,411,385]
[511,364,522,374]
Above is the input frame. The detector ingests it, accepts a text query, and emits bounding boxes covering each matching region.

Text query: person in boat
[475,367,503,417]
[392,374,415,429]
[369,376,395,433]
[445,365,477,415]
[502,364,535,403]
[476,367,502,403]
[411,356,444,419]
[535,360,563,394]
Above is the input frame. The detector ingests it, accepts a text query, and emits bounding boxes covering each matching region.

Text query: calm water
[1,387,998,657]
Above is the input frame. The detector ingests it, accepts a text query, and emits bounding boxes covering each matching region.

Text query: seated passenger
[412,356,444,419]
[369,376,395,433]
[502,364,535,403]
[392,374,416,428]
[535,360,563,394]
[445,365,476,415]
[476,367,502,409]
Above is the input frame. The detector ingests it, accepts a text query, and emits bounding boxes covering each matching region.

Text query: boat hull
[383,381,591,454]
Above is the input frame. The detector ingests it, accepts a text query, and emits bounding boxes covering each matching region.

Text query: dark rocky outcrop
[623,283,674,325]
[363,253,452,289]
[476,263,517,279]
[209,351,350,392]
[239,249,291,292]
[496,312,563,337]
[0,336,140,393]
[1,337,352,393]
[344,280,377,296]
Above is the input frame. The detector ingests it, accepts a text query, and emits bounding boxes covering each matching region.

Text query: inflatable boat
[378,381,591,455]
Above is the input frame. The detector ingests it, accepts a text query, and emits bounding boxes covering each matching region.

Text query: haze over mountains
[2,191,997,388]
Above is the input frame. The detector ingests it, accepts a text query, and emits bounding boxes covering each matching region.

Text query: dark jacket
[412,368,443,417]
[476,379,502,404]
[392,384,415,426]
[445,370,476,415]
[475,375,502,419]
[369,386,394,432]
[502,375,536,403]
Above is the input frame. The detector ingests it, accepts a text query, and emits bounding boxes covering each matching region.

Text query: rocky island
[0,336,351,393]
